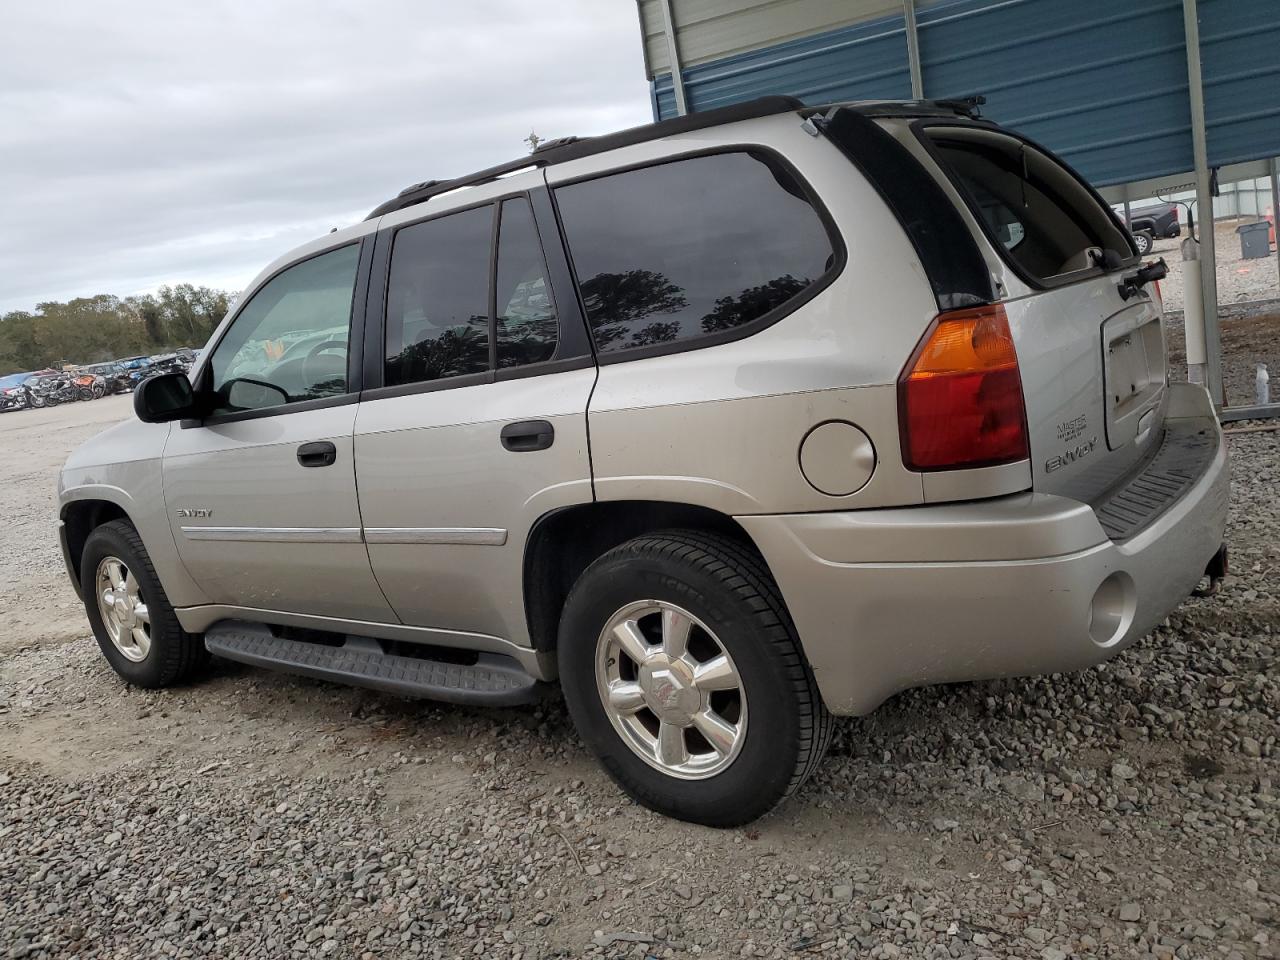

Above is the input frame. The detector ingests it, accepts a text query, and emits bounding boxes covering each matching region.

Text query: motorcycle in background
[24,374,81,407]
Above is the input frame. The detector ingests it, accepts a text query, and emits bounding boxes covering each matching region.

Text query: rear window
[922,126,1133,284]
[554,151,837,355]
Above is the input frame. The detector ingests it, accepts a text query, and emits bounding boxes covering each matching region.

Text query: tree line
[0,284,230,375]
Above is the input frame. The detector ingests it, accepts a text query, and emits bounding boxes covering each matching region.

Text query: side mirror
[134,372,198,423]
[225,377,289,410]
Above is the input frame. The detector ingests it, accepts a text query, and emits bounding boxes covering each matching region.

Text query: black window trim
[547,144,847,366]
[181,237,371,429]
[360,185,594,404]
[910,118,1140,293]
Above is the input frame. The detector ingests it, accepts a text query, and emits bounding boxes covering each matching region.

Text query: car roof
[365,96,983,221]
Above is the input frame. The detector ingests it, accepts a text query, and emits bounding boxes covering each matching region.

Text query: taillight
[898,303,1028,471]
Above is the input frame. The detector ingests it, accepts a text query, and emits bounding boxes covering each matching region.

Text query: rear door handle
[500,420,554,452]
[297,441,337,467]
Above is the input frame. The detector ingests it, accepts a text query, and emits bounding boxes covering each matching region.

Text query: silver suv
[58,97,1229,825]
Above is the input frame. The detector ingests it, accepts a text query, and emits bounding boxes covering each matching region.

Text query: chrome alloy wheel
[95,556,151,662]
[595,600,747,779]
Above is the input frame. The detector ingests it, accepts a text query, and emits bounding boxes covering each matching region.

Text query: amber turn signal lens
[898,304,1029,471]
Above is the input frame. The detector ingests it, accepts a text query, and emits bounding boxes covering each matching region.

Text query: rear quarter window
[554,151,839,356]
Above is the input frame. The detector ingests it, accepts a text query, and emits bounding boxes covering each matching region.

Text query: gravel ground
[1150,220,1279,315]
[1,393,1277,959]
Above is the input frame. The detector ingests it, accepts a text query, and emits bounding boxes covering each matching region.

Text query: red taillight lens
[898,304,1028,471]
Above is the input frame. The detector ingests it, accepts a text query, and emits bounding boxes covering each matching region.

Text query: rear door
[917,124,1166,503]
[353,179,596,648]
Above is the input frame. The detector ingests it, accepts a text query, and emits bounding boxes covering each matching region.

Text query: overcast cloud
[0,1,652,313]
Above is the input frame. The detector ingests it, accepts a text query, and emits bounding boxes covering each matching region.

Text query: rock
[1241,737,1261,757]
[1118,903,1142,922]
[1111,761,1138,781]
[591,931,653,948]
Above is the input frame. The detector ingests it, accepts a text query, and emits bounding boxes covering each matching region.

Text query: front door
[164,240,396,623]
[354,186,595,646]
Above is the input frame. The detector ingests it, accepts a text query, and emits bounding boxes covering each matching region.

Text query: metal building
[636,0,1280,416]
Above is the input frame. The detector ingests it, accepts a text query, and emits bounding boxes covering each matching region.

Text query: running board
[204,620,544,706]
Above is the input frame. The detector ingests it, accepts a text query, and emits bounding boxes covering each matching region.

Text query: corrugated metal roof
[1200,0,1280,169]
[648,0,1280,188]
[652,8,912,119]
[638,0,900,74]
[914,0,1194,187]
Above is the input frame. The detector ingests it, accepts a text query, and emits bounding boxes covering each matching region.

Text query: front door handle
[500,420,554,452]
[297,441,337,467]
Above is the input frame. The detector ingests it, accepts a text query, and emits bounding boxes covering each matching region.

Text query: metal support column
[658,0,689,116]
[903,0,924,99]
[1272,157,1280,288]
[1182,0,1223,404]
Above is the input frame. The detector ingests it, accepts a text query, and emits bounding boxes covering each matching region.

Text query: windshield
[921,125,1134,284]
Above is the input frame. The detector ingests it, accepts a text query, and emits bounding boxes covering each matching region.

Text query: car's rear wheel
[558,530,832,826]
[1133,229,1154,255]
[81,520,208,688]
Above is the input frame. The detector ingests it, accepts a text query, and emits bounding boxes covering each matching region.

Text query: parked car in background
[0,373,33,412]
[1115,200,1181,255]
[59,97,1228,826]
[81,362,136,394]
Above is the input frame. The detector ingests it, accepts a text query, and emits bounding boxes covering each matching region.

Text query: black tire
[92,384,105,399]
[80,519,208,688]
[1133,229,1154,256]
[557,530,833,826]
[30,394,46,408]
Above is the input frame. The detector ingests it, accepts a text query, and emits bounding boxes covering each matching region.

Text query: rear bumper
[739,383,1229,715]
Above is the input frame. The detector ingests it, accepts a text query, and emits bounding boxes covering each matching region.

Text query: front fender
[59,470,210,609]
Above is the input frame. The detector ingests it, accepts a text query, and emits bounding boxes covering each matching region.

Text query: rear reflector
[898,304,1029,471]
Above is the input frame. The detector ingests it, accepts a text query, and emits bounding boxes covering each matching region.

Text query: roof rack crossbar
[365,95,805,220]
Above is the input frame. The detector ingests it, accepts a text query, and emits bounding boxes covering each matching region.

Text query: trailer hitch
[1192,543,1228,598]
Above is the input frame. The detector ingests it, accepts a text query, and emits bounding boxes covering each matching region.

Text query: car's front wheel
[81,520,208,688]
[1133,229,1154,256]
[558,530,832,826]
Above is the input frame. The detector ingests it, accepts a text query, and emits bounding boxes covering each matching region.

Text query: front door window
[208,244,360,413]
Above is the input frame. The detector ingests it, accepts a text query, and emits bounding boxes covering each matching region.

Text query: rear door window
[495,197,558,369]
[921,126,1133,284]
[554,151,837,355]
[385,205,493,386]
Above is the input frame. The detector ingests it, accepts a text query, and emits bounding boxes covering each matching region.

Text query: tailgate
[913,121,1168,506]
[1005,281,1166,503]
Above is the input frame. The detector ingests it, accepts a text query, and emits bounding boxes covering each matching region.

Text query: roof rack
[364,95,804,220]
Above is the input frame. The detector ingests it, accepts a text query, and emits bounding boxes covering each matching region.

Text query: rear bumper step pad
[204,621,544,706]
[1092,421,1219,541]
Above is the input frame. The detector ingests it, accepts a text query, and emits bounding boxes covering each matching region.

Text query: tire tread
[87,519,207,687]
[572,529,833,820]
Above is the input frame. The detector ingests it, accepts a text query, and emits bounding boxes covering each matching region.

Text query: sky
[0,1,653,314]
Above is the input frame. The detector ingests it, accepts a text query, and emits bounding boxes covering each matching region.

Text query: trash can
[1236,220,1271,259]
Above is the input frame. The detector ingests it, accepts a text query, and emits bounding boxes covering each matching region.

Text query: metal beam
[903,0,924,99]
[657,0,689,116]
[1272,157,1280,289]
[1182,0,1223,404]
[1096,157,1275,205]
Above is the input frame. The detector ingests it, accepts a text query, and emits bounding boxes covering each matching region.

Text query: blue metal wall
[652,0,1280,188]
